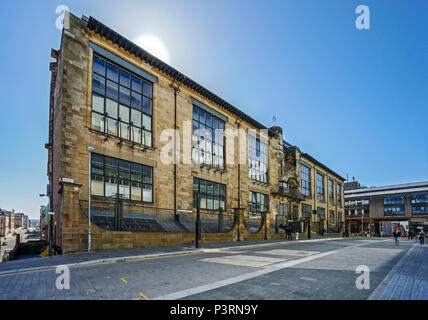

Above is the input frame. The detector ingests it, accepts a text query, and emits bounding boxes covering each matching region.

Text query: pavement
[0,236,425,300]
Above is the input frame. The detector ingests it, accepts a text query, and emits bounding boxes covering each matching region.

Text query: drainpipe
[170,80,180,221]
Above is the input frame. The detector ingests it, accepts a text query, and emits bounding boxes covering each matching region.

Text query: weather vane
[272,115,277,126]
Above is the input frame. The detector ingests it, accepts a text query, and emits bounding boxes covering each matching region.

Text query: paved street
[0,237,426,300]
[0,228,29,261]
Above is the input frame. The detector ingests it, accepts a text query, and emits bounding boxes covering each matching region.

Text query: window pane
[106,63,118,82]
[131,181,141,201]
[143,185,152,202]
[91,178,104,196]
[106,118,117,136]
[131,76,142,93]
[92,94,104,113]
[142,97,152,115]
[131,163,141,181]
[193,108,198,120]
[119,105,129,123]
[119,86,130,105]
[131,109,141,127]
[142,114,151,131]
[142,166,152,183]
[131,91,142,110]
[132,126,141,144]
[105,157,118,176]
[91,112,104,132]
[143,82,152,98]
[92,74,105,95]
[119,70,130,87]
[105,176,117,197]
[118,179,130,198]
[93,56,106,75]
[106,80,118,100]
[106,99,118,119]
[120,122,129,140]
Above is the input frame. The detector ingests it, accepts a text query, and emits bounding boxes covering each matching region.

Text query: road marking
[139,292,149,300]
[120,277,130,284]
[132,298,140,300]
[300,277,317,282]
[153,250,337,300]
[258,249,319,257]
[201,254,284,268]
[141,256,145,259]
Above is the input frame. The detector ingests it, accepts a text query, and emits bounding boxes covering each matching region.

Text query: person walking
[343,227,346,238]
[393,229,400,245]
[418,230,425,245]
[288,227,293,240]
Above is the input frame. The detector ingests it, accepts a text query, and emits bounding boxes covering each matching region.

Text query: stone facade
[47,12,345,253]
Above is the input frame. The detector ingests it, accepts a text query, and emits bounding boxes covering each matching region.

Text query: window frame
[90,153,153,203]
[91,54,154,148]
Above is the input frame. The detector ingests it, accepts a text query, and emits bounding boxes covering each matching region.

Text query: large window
[91,55,153,147]
[317,207,325,219]
[316,172,325,201]
[384,196,405,205]
[411,193,428,215]
[411,193,428,204]
[302,203,312,218]
[301,165,311,196]
[384,206,405,216]
[192,107,225,169]
[328,179,334,201]
[249,191,269,215]
[248,134,268,183]
[329,210,335,223]
[337,184,342,206]
[193,178,226,211]
[279,202,288,216]
[91,154,153,202]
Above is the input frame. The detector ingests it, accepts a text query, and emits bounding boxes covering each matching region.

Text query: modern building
[344,180,428,235]
[46,12,345,253]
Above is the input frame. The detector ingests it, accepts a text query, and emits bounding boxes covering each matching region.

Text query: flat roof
[345,181,428,195]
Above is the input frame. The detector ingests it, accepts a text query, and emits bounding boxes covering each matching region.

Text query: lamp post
[87,146,94,252]
[195,191,201,248]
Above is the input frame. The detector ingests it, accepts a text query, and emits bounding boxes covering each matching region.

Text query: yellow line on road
[132,298,140,300]
[139,292,149,300]
[120,277,129,284]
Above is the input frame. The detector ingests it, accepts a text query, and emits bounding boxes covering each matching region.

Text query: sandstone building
[46,12,345,253]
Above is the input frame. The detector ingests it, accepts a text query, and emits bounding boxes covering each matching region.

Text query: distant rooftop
[344,181,428,198]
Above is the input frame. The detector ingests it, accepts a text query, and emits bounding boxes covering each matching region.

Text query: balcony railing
[276,186,306,201]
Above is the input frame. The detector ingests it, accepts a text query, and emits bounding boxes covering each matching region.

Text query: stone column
[233,207,246,241]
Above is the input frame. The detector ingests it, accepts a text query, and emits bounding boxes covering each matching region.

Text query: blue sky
[0,0,427,219]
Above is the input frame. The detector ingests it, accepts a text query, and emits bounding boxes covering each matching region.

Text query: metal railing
[270,215,287,234]
[80,199,235,233]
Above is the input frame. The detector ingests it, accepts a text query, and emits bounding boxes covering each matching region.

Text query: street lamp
[87,146,95,252]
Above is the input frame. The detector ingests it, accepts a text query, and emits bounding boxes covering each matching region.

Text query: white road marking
[153,250,337,300]
[258,249,320,256]
[201,255,284,268]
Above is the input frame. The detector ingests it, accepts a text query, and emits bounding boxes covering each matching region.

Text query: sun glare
[135,35,170,64]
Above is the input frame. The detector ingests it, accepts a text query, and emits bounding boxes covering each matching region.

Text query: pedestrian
[393,229,400,245]
[288,227,292,240]
[408,230,413,240]
[346,228,350,238]
[418,230,425,245]
[295,230,299,240]
[343,227,346,238]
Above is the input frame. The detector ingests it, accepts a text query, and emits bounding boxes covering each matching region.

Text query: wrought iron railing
[270,215,287,234]
[79,199,235,233]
